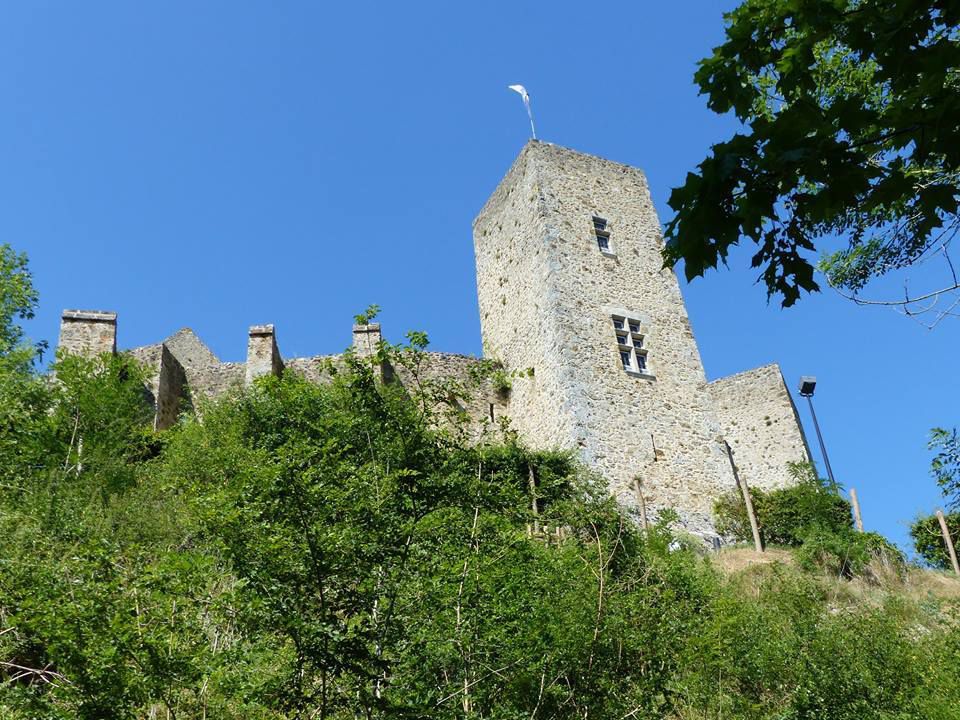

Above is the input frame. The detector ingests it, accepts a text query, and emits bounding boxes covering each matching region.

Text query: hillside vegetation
[1,248,959,719]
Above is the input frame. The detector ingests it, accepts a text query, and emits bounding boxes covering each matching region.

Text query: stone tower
[474,141,741,535]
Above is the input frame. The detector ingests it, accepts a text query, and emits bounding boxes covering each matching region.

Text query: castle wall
[475,142,736,536]
[390,351,510,444]
[126,343,188,430]
[57,141,813,540]
[707,364,812,492]
[155,345,188,430]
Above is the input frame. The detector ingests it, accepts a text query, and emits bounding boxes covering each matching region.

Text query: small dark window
[619,350,631,368]
[613,318,624,331]
[629,321,640,333]
[617,333,628,345]
[593,217,612,253]
[635,353,647,372]
[632,338,643,350]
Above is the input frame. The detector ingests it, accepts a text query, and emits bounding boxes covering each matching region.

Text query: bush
[714,462,853,546]
[796,527,904,579]
[910,512,960,570]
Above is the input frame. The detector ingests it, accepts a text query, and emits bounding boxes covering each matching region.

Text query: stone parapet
[246,324,284,385]
[58,309,117,357]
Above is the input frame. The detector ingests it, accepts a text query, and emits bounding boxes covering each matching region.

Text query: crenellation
[57,141,811,540]
[246,324,284,385]
[352,323,382,357]
[58,309,117,357]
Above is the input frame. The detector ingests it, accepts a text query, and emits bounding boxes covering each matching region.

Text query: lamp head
[798,376,817,397]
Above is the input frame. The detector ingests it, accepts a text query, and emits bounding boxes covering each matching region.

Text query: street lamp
[797,376,837,489]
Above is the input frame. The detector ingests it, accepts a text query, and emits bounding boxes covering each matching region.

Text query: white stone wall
[708,364,812,492]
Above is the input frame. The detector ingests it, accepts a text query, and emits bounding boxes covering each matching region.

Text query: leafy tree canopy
[929,426,960,507]
[0,243,42,367]
[663,0,960,308]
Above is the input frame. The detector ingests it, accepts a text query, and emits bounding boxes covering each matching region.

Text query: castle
[57,141,811,538]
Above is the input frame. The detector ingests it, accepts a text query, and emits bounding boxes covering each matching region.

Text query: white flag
[507,84,537,140]
[508,84,529,103]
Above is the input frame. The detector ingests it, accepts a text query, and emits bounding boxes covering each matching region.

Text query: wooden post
[725,441,763,553]
[632,476,649,531]
[850,488,864,532]
[935,509,960,576]
[528,463,539,535]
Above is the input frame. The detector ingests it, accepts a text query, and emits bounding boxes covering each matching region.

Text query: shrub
[796,527,904,579]
[910,511,960,570]
[714,462,853,546]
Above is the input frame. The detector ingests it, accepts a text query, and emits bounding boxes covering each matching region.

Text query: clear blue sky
[3,2,956,551]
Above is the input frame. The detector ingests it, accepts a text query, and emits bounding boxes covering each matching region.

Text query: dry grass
[712,545,960,613]
[711,545,794,574]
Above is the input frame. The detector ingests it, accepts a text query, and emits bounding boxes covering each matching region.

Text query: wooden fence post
[633,476,649,532]
[724,441,763,553]
[850,488,864,532]
[935,509,960,576]
[528,463,539,535]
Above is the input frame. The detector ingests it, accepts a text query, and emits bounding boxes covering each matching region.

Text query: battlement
[58,309,117,357]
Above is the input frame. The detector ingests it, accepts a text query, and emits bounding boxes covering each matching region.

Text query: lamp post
[797,376,837,490]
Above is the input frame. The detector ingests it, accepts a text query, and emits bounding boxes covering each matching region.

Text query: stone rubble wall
[707,364,812,492]
[125,330,506,444]
[473,142,582,455]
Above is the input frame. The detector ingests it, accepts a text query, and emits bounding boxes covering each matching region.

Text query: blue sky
[3,2,956,551]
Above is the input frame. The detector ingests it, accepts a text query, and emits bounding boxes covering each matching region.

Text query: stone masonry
[473,142,800,535]
[56,141,811,539]
[58,310,117,357]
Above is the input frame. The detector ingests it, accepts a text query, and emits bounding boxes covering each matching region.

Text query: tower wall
[473,143,582,453]
[475,142,735,535]
[708,364,812,492]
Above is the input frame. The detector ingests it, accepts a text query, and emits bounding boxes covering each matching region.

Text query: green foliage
[910,511,960,569]
[910,427,960,568]
[467,357,534,398]
[0,243,42,366]
[674,564,959,720]
[0,251,957,716]
[2,354,958,717]
[663,0,960,306]
[796,527,904,579]
[715,462,853,546]
[352,304,380,325]
[929,426,960,508]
